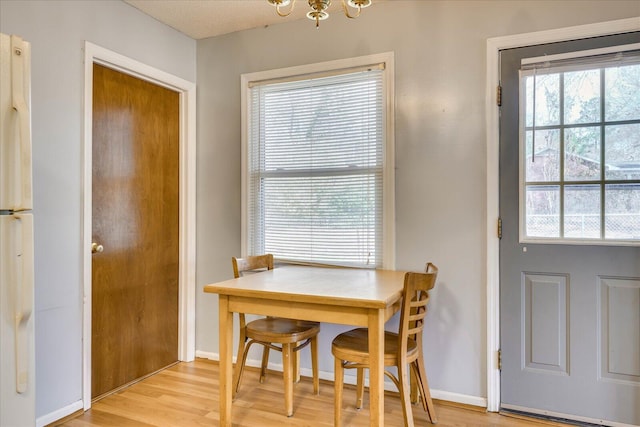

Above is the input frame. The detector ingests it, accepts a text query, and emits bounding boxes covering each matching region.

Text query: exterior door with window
[499,33,640,425]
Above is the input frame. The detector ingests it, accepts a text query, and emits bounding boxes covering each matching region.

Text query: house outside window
[241,53,395,268]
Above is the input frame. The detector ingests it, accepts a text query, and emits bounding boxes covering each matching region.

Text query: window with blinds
[243,57,393,268]
[519,44,640,243]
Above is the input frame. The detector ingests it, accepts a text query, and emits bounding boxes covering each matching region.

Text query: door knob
[91,242,104,253]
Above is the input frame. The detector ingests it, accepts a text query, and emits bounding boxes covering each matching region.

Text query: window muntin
[243,57,394,268]
[520,48,640,244]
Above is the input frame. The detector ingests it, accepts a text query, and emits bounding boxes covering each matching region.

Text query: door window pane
[564,185,601,238]
[525,129,560,182]
[564,69,601,125]
[605,184,640,239]
[526,74,561,127]
[605,64,640,122]
[565,127,601,181]
[526,186,560,237]
[605,124,640,181]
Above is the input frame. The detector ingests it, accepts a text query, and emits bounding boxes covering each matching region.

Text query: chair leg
[410,365,419,404]
[398,362,415,427]
[355,368,365,410]
[259,346,270,383]
[415,356,437,423]
[294,342,301,383]
[410,363,427,412]
[235,340,256,396]
[282,343,294,417]
[334,357,344,427]
[311,336,319,395]
[409,364,423,409]
[233,328,247,399]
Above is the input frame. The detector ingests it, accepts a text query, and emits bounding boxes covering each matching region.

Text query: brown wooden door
[91,63,179,399]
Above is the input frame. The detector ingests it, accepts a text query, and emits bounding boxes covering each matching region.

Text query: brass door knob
[91,242,104,253]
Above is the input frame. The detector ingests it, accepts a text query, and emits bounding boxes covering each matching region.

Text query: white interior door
[499,32,640,426]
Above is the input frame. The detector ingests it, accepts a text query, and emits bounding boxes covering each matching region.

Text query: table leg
[283,343,294,417]
[219,295,233,426]
[368,310,385,427]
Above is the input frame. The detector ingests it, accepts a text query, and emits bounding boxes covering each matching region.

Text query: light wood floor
[60,358,571,427]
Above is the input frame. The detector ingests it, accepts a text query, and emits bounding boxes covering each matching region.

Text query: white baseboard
[194,350,487,409]
[194,350,219,361]
[430,389,487,408]
[36,400,83,427]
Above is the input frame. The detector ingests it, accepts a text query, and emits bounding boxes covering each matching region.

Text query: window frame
[518,45,640,246]
[240,52,396,268]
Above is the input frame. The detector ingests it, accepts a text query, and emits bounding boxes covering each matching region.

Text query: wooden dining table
[203,264,406,427]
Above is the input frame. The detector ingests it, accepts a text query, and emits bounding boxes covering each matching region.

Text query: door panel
[91,64,179,399]
[499,33,640,425]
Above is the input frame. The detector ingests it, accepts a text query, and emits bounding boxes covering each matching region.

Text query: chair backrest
[232,254,274,278]
[398,263,438,357]
[232,254,274,328]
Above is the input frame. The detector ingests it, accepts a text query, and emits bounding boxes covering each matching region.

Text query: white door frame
[81,42,196,410]
[484,16,640,412]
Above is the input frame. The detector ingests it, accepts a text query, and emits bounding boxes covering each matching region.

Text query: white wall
[195,0,640,403]
[0,0,195,421]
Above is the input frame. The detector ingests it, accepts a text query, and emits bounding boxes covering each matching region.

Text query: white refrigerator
[0,33,36,427]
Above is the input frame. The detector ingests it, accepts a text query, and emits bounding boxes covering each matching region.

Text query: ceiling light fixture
[268,0,372,28]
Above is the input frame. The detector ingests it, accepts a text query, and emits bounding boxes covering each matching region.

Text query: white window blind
[247,68,384,267]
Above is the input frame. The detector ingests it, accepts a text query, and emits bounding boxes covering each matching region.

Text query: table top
[203,265,406,310]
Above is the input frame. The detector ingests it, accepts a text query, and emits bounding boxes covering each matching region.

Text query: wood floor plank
[59,359,571,427]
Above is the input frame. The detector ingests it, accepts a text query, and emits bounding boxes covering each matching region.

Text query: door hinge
[498,349,502,370]
[497,217,503,239]
[496,84,502,107]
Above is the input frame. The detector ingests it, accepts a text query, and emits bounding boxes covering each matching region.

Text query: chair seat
[331,327,418,366]
[247,317,320,344]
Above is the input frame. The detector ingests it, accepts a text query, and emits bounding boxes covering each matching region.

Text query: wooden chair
[331,263,438,427]
[232,254,320,417]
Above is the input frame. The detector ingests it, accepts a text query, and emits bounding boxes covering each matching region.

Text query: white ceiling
[124,0,378,40]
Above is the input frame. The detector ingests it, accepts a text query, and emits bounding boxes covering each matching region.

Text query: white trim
[82,42,196,412]
[382,53,396,270]
[430,390,487,409]
[485,16,640,413]
[501,404,639,427]
[240,52,396,269]
[194,350,219,361]
[35,400,83,427]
